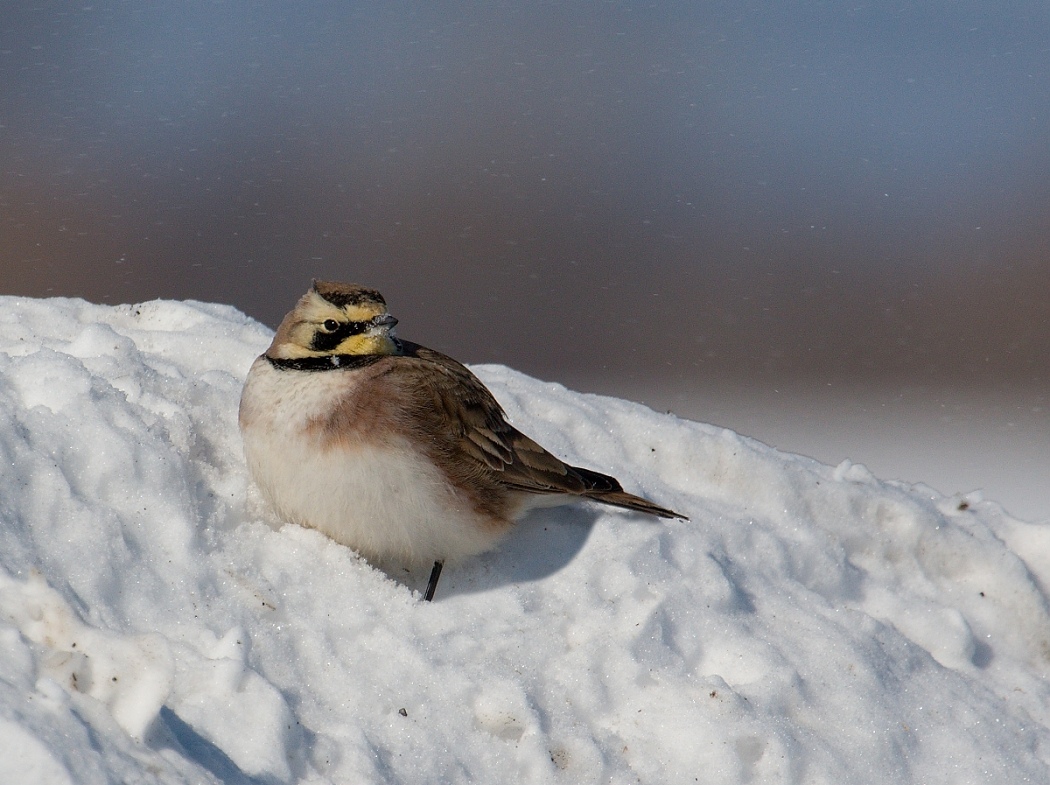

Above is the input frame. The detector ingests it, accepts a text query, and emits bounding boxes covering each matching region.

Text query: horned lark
[239,281,684,600]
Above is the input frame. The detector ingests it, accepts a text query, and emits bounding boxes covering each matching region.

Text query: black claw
[424,560,444,602]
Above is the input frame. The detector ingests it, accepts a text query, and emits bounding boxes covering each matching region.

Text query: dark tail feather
[571,466,687,520]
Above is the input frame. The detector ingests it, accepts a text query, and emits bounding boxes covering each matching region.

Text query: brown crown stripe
[313,280,386,308]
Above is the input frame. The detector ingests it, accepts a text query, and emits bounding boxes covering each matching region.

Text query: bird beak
[371,313,398,333]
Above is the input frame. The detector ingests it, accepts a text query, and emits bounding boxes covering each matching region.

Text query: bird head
[266,280,401,359]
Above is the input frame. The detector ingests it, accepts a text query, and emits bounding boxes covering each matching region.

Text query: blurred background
[2,2,1047,520]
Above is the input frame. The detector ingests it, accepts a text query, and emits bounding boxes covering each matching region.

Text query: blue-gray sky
[3,1,1048,391]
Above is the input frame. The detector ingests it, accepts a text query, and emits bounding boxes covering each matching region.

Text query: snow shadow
[393,507,600,600]
[157,706,287,785]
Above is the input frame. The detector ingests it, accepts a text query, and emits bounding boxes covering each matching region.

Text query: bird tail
[571,466,687,520]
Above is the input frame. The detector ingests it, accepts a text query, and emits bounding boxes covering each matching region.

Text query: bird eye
[322,319,340,332]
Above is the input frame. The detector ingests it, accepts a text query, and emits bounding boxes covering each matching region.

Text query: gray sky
[3,1,1049,395]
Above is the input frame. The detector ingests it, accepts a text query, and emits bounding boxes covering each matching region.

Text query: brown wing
[389,342,685,520]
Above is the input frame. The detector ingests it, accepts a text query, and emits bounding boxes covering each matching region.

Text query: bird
[239,280,685,600]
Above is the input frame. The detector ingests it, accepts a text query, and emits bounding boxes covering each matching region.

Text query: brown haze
[2,3,1048,517]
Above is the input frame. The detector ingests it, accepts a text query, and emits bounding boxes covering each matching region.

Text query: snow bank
[1,295,1049,784]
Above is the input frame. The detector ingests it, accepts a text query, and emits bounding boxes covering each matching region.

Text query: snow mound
[1,295,1049,784]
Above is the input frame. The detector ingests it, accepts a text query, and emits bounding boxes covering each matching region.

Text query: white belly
[239,358,506,565]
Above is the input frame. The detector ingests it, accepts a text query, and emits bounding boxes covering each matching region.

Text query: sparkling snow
[2,295,1049,784]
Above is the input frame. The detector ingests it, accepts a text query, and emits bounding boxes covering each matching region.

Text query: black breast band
[267,355,382,372]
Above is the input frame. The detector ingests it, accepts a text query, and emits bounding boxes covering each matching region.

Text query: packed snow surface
[2,295,1050,784]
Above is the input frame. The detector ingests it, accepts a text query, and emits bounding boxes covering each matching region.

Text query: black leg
[424,560,444,602]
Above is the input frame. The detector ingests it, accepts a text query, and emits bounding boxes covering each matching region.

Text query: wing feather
[388,342,685,519]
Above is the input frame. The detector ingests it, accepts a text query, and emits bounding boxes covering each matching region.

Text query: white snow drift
[1,295,1049,784]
